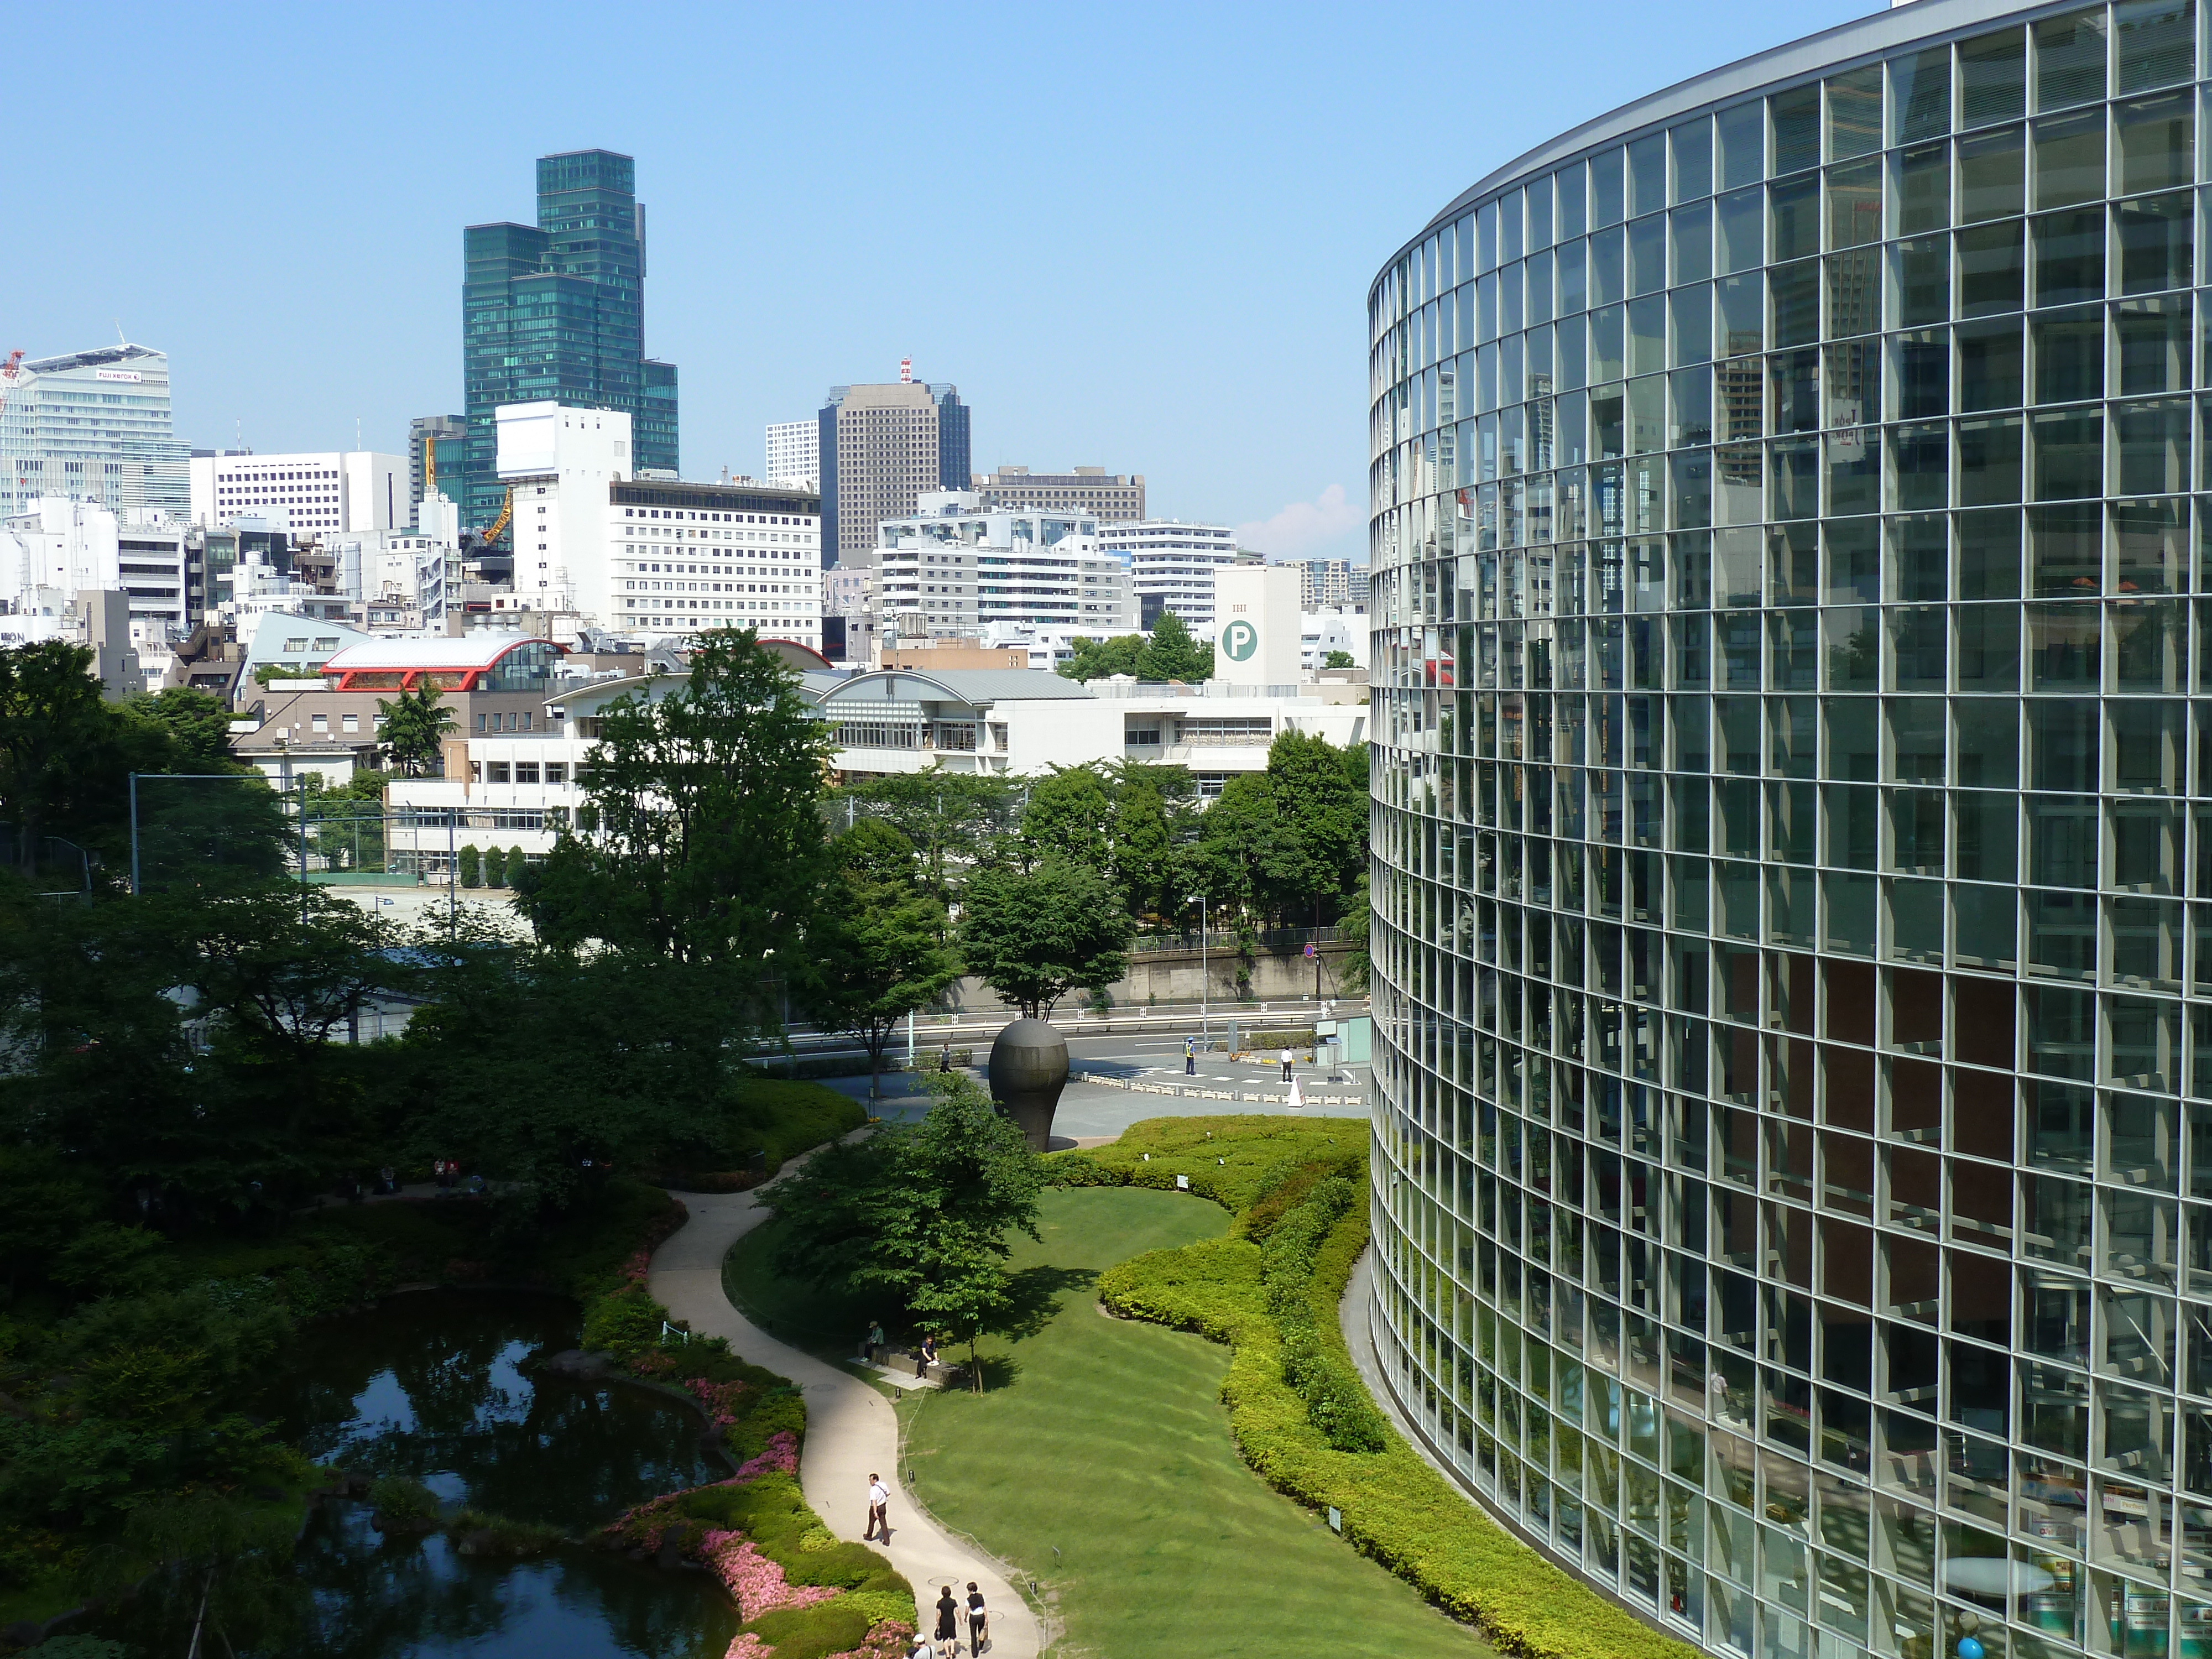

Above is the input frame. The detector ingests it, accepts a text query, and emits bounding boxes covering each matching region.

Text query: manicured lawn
[895,1186,1489,1659]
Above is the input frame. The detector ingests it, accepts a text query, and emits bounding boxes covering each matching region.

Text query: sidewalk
[649,1188,1038,1657]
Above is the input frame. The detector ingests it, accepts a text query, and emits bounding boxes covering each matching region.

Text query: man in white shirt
[1279,1046,1293,1082]
[865,1473,890,1542]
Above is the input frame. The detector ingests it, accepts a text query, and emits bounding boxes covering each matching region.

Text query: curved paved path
[650,1188,1040,1658]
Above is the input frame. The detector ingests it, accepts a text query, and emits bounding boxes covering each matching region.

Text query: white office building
[765,420,818,490]
[1,498,119,626]
[1095,519,1235,629]
[495,401,823,647]
[189,450,406,535]
[384,663,1369,873]
[0,345,189,521]
[325,526,460,626]
[874,493,1134,638]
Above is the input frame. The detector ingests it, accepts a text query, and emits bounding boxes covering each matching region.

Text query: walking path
[649,1187,1040,1658]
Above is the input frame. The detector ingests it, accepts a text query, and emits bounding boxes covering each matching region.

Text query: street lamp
[1186,892,1207,1051]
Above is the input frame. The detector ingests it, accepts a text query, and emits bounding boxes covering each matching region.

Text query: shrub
[580,1286,666,1360]
[742,1597,873,1659]
[457,843,481,888]
[1087,1115,1695,1659]
[447,1509,565,1555]
[368,1474,439,1529]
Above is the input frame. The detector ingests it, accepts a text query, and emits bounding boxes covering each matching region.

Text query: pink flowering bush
[703,1530,841,1620]
[825,1621,920,1659]
[730,1430,798,1483]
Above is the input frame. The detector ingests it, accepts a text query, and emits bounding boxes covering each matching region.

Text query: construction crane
[482,485,513,549]
[0,349,23,420]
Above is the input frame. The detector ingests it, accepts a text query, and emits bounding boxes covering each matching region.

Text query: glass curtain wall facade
[1365,4,2212,1658]
[462,150,676,525]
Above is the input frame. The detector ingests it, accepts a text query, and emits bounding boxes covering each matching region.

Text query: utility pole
[1188,891,1208,1052]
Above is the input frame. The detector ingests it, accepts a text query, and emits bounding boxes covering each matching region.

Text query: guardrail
[1070,1069,1370,1110]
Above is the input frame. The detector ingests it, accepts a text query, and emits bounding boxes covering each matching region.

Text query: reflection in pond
[105,1291,738,1658]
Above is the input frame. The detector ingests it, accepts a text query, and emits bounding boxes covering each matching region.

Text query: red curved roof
[320,635,566,692]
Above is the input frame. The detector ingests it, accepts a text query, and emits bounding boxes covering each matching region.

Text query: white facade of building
[765,420,818,489]
[325,527,460,624]
[0,345,189,521]
[384,665,1369,873]
[1095,519,1236,628]
[494,401,823,647]
[1300,609,1369,672]
[1212,562,1303,687]
[874,493,1134,638]
[1,498,121,625]
[115,519,191,635]
[189,450,405,535]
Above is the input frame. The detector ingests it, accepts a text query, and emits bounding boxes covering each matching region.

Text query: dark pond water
[98,1291,739,1658]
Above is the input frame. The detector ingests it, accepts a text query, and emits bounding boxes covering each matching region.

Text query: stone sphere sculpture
[988,1018,1069,1152]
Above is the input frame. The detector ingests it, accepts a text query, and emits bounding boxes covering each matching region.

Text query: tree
[1055,633,1144,682]
[1104,760,1197,918]
[519,632,834,1022]
[1016,764,1112,872]
[506,846,526,890]
[126,687,234,765]
[0,641,115,873]
[457,843,482,888]
[482,845,507,889]
[1190,731,1368,927]
[812,825,961,1098]
[1324,649,1357,670]
[375,685,453,776]
[833,768,1019,907]
[1136,609,1213,681]
[958,857,1133,1018]
[770,1078,1042,1389]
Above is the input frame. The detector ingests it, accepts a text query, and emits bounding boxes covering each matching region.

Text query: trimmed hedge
[1066,1117,1695,1659]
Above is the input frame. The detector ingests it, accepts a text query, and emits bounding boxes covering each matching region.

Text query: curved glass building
[1363,4,2210,1657]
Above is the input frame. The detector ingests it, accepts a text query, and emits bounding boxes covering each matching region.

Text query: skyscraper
[766,420,819,489]
[462,150,677,525]
[1366,5,2208,1658]
[817,374,969,567]
[0,344,187,521]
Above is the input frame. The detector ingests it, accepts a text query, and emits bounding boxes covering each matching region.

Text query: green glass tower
[462,149,678,526]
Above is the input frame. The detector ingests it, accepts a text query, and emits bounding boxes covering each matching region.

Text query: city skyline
[9,0,1869,568]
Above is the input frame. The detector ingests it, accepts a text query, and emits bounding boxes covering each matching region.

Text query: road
[822,1020,1371,1140]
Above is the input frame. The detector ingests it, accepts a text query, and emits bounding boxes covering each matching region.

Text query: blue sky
[14,0,1872,564]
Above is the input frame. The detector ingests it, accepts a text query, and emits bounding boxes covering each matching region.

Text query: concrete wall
[936,938,1356,1015]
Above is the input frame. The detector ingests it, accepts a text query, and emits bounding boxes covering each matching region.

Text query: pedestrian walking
[935,1585,961,1655]
[864,1473,889,1542]
[917,1333,939,1379]
[1183,1037,1196,1075]
[939,1040,953,1073]
[965,1582,989,1651]
[1280,1046,1293,1082]
[378,1164,397,1195]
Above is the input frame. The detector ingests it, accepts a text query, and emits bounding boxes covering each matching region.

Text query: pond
[102,1291,739,1658]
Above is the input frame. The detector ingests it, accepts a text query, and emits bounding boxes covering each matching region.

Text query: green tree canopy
[1136,609,1213,681]
[1055,633,1144,682]
[375,684,453,776]
[1190,730,1369,926]
[957,856,1133,1018]
[769,1077,1042,1387]
[833,768,1019,904]
[813,823,962,1096]
[1017,764,1113,872]
[520,630,834,1018]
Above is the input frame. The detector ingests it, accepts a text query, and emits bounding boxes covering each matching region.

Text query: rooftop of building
[823,668,1097,705]
[321,635,564,674]
[23,343,167,376]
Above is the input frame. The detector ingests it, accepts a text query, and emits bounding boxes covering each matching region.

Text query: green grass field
[893,1186,1490,1659]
